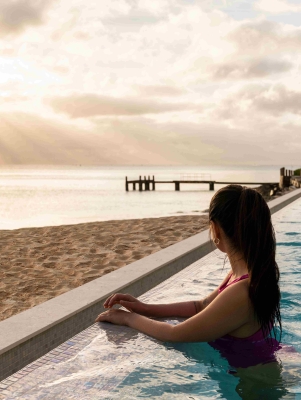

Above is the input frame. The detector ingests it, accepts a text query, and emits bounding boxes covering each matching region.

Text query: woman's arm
[96,279,250,343]
[102,286,221,318]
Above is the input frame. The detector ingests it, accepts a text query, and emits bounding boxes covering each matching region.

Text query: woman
[95,185,282,367]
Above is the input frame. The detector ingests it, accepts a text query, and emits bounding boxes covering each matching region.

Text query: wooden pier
[125,176,278,192]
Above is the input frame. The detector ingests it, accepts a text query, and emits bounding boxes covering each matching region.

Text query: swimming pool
[1,199,301,399]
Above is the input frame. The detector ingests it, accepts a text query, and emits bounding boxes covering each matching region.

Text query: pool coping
[0,188,301,380]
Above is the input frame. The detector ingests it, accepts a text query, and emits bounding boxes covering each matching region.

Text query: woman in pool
[95,185,282,367]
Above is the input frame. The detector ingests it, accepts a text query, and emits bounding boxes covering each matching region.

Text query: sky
[1,0,301,166]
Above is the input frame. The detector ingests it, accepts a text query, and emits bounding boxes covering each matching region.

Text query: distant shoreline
[255,184,296,202]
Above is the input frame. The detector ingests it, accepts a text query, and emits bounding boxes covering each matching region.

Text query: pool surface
[1,200,301,399]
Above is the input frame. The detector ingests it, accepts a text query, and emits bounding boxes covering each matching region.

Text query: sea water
[0,165,281,229]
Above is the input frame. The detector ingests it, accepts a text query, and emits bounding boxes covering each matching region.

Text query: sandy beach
[0,215,209,322]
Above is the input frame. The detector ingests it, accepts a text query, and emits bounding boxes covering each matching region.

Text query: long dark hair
[209,184,281,341]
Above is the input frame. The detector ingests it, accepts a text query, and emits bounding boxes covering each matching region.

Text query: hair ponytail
[209,185,281,341]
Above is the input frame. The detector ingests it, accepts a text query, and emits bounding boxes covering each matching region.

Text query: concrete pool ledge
[268,188,301,214]
[1,187,301,380]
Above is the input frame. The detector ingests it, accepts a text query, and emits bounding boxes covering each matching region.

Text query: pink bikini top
[218,273,249,294]
[209,272,281,368]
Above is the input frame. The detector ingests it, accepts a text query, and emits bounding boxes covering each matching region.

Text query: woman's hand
[103,293,149,315]
[95,308,132,326]
[95,307,174,342]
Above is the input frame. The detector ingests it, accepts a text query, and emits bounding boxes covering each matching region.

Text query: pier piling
[280,167,292,189]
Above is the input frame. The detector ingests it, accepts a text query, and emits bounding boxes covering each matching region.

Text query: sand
[0,215,209,322]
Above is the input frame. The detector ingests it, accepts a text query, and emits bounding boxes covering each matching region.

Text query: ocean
[0,165,283,230]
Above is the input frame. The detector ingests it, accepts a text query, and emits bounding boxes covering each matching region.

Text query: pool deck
[0,188,301,384]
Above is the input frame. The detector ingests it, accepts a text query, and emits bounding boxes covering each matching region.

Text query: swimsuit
[218,273,249,293]
[208,273,281,368]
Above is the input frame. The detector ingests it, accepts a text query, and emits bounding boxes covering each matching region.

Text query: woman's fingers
[95,308,130,326]
[104,293,136,308]
[98,294,146,324]
[103,293,121,308]
[120,300,139,312]
[103,294,115,308]
[95,310,112,322]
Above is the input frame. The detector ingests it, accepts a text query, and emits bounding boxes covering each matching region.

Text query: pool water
[112,200,301,400]
[1,200,301,399]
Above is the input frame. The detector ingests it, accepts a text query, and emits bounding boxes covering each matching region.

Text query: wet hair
[209,184,281,342]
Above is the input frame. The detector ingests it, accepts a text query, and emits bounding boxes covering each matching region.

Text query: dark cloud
[47,94,189,118]
[0,0,54,36]
[211,58,292,80]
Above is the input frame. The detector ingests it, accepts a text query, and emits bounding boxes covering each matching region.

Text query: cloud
[255,0,301,14]
[134,84,187,97]
[100,0,174,30]
[228,20,301,55]
[0,94,28,103]
[0,0,55,36]
[212,84,301,122]
[1,110,301,166]
[252,85,301,115]
[1,1,301,167]
[51,65,70,75]
[137,0,173,17]
[92,117,225,165]
[0,112,119,165]
[91,116,301,166]
[211,58,292,80]
[47,94,190,118]
[0,112,222,166]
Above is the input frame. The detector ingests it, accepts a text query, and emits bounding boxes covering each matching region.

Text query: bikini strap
[218,273,249,293]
